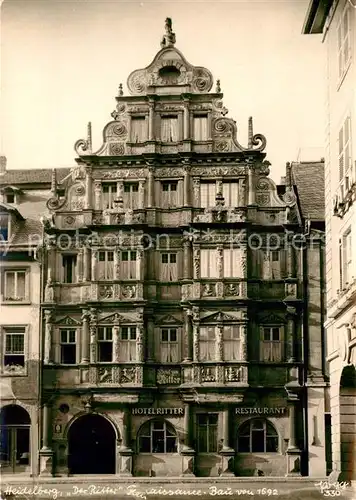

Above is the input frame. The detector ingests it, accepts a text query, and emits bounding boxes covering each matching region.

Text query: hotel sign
[132,408,184,416]
[235,407,286,415]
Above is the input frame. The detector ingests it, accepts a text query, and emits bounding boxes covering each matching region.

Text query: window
[193,115,208,141]
[342,229,352,286]
[138,420,177,453]
[98,251,114,280]
[262,250,281,279]
[338,117,352,196]
[223,325,240,361]
[161,182,178,208]
[120,326,137,361]
[3,327,26,369]
[238,419,278,453]
[160,328,179,362]
[199,326,215,361]
[223,248,240,278]
[197,414,218,453]
[222,182,239,207]
[123,183,139,209]
[62,255,77,284]
[121,251,137,279]
[200,183,216,208]
[337,3,351,80]
[6,193,14,204]
[131,116,147,143]
[161,116,178,142]
[0,213,9,241]
[160,253,177,281]
[260,326,283,362]
[97,327,113,362]
[102,183,117,210]
[200,249,218,278]
[4,270,27,301]
[60,329,76,364]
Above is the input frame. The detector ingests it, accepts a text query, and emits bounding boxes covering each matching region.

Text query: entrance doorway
[0,405,31,474]
[339,365,356,481]
[68,413,116,474]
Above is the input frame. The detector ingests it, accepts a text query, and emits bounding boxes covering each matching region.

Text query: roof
[302,0,333,34]
[291,161,325,221]
[11,219,43,246]
[0,168,71,186]
[0,201,24,220]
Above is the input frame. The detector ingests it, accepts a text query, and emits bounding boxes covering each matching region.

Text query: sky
[1,0,326,183]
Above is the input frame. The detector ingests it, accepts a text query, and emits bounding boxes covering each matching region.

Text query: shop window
[223,325,240,361]
[193,115,208,141]
[4,269,28,302]
[199,326,215,361]
[200,249,218,278]
[121,251,137,279]
[222,182,239,207]
[260,326,283,362]
[62,255,77,284]
[161,181,178,208]
[160,253,177,281]
[161,116,178,142]
[3,327,26,371]
[197,413,218,453]
[138,420,177,453]
[160,328,179,362]
[223,248,240,278]
[237,419,278,453]
[200,182,216,208]
[102,183,117,210]
[97,326,113,362]
[98,251,114,280]
[123,183,139,209]
[131,116,147,143]
[119,326,137,361]
[60,329,76,364]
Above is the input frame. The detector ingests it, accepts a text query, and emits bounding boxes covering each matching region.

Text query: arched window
[237,419,278,453]
[138,420,177,454]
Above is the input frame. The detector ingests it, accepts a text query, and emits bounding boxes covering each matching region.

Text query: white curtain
[223,183,238,207]
[120,341,136,361]
[263,251,272,279]
[160,263,177,281]
[200,183,216,208]
[193,116,208,141]
[261,341,281,362]
[161,117,178,142]
[199,327,215,361]
[201,249,218,278]
[131,117,146,143]
[223,326,240,360]
[5,272,15,298]
[161,343,179,362]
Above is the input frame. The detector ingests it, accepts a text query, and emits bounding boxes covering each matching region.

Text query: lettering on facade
[132,407,184,416]
[235,407,286,415]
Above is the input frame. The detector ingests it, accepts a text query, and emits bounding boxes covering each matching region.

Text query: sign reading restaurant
[235,407,286,415]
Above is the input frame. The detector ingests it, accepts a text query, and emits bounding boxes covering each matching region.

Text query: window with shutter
[160,253,178,281]
[342,229,352,286]
[199,326,215,361]
[161,116,178,142]
[193,115,208,141]
[131,116,147,143]
[200,183,216,208]
[200,249,218,278]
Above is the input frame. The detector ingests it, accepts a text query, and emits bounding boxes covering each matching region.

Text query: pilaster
[94,180,102,210]
[220,408,235,476]
[180,403,195,476]
[39,403,54,476]
[44,310,53,365]
[147,167,155,208]
[118,409,133,476]
[183,307,193,362]
[81,309,90,364]
[84,167,92,209]
[89,308,97,364]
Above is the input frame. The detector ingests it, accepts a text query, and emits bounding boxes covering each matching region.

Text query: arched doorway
[339,365,356,481]
[0,405,31,474]
[68,413,116,474]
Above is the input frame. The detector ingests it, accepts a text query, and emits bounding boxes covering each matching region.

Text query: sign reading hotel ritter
[235,407,286,415]
[132,407,184,416]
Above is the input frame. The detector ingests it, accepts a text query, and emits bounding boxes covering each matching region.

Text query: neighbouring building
[37,19,329,478]
[0,157,69,476]
[303,0,356,481]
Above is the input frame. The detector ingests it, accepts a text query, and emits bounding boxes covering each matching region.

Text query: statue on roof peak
[161,17,176,48]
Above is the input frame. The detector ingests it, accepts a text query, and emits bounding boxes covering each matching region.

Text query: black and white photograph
[0,0,355,498]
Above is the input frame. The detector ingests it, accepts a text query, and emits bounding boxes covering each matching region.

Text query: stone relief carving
[202,283,214,297]
[93,169,146,179]
[120,367,136,384]
[98,285,113,299]
[201,366,216,383]
[109,143,126,156]
[98,366,113,384]
[225,283,239,296]
[122,285,136,299]
[224,366,244,382]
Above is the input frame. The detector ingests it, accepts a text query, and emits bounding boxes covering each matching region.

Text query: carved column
[81,310,90,364]
[138,179,145,208]
[114,249,120,280]
[240,245,248,297]
[183,308,193,362]
[148,101,154,141]
[39,403,53,476]
[216,323,223,362]
[118,409,133,476]
[220,408,235,476]
[91,249,98,281]
[217,245,224,279]
[117,180,124,201]
[183,166,191,207]
[192,306,200,362]
[240,319,248,362]
[286,306,297,363]
[239,178,246,207]
[44,310,53,365]
[146,316,155,362]
[147,167,155,208]
[83,246,91,281]
[181,403,195,476]
[216,178,223,199]
[136,321,144,363]
[84,167,92,209]
[183,101,190,140]
[286,238,295,278]
[113,324,120,363]
[46,237,57,282]
[183,237,192,279]
[192,177,200,207]
[89,308,97,364]
[137,247,144,281]
[193,245,200,280]
[286,396,302,476]
[247,166,256,205]
[77,248,84,283]
[94,180,102,210]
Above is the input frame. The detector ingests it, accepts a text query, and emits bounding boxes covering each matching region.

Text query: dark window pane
[170,253,176,263]
[98,342,112,362]
[124,185,130,192]
[99,252,105,261]
[106,327,113,340]
[263,328,270,341]
[170,183,177,191]
[131,252,136,261]
[197,414,208,425]
[98,327,105,340]
[108,252,114,261]
[61,330,67,343]
[121,327,128,340]
[162,184,169,191]
[208,414,218,425]
[251,430,265,452]
[139,436,151,453]
[122,252,128,261]
[162,254,168,263]
[239,423,250,436]
[170,329,177,342]
[208,425,217,452]
[61,345,76,364]
[197,427,207,452]
[132,184,138,192]
[272,328,280,341]
[4,354,25,367]
[153,421,164,430]
[166,437,177,453]
[161,329,169,342]
[238,436,250,452]
[129,328,136,340]
[266,436,278,452]
[152,433,165,453]
[252,420,264,430]
[69,330,76,343]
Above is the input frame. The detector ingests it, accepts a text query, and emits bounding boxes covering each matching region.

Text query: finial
[118,83,123,96]
[161,17,176,48]
[87,122,92,153]
[286,161,292,189]
[248,117,254,149]
[50,169,57,195]
[216,79,221,93]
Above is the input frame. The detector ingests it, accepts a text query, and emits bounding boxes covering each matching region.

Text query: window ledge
[2,300,31,305]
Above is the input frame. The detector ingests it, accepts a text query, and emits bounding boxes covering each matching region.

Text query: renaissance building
[39,20,328,478]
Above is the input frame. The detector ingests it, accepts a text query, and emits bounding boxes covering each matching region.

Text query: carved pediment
[200,311,240,323]
[258,312,284,325]
[98,312,136,324]
[155,313,183,325]
[55,316,81,326]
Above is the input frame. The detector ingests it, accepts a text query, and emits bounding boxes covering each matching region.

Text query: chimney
[0,156,7,175]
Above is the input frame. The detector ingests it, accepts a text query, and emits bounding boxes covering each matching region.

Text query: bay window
[260,326,283,362]
[160,253,177,281]
[160,328,179,362]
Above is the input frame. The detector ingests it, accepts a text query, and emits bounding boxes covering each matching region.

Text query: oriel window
[260,326,282,362]
[200,249,218,278]
[160,328,179,363]
[223,325,240,361]
[160,253,177,281]
[121,251,137,279]
[199,326,215,361]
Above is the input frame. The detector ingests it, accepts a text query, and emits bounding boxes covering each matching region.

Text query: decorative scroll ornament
[74,122,92,156]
